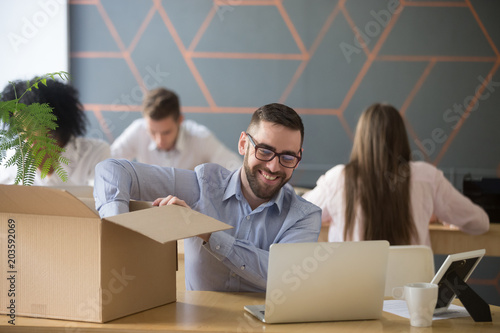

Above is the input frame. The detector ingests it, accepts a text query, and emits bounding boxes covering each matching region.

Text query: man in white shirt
[111,88,242,171]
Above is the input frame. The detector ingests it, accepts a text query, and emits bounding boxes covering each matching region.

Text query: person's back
[0,78,110,186]
[111,87,241,171]
[303,103,489,245]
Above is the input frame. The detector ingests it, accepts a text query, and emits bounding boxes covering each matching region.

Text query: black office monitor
[463,177,500,223]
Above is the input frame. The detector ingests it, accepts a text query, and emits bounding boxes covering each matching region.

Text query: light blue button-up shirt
[94,159,322,292]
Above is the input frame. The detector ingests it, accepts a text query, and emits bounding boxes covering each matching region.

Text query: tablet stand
[443,271,492,322]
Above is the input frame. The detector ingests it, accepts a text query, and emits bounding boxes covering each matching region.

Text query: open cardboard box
[0,184,231,323]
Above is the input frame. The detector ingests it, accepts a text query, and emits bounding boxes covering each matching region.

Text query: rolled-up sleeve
[93,158,200,218]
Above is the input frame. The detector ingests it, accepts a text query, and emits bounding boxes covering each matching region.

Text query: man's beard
[243,154,291,201]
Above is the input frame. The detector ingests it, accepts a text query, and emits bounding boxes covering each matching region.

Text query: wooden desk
[319,224,500,256]
[430,223,500,256]
[0,291,498,332]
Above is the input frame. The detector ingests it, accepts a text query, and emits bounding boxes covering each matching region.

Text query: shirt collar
[174,122,187,152]
[223,168,285,214]
[271,185,285,214]
[223,168,242,201]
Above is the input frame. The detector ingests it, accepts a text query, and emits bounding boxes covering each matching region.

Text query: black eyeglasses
[245,133,301,169]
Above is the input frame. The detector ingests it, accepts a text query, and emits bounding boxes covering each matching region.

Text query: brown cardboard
[0,184,231,323]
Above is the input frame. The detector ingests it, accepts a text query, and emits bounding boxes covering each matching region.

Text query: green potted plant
[0,71,70,185]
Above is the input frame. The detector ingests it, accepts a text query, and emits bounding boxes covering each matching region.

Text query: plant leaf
[1,71,70,185]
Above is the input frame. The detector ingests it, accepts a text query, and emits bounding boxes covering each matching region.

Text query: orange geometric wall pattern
[70,0,499,305]
[70,0,499,186]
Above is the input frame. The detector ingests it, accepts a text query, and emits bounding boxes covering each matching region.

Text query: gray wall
[71,0,500,189]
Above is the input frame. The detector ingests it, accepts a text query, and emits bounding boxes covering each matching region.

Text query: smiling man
[111,87,242,171]
[94,103,321,292]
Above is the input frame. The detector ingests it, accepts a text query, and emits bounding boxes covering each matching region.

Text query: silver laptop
[244,240,389,324]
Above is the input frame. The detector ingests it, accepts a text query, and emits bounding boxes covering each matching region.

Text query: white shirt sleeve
[110,119,143,160]
[430,167,490,235]
[84,140,111,186]
[62,137,111,186]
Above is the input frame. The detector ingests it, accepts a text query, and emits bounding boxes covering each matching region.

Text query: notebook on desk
[244,240,390,324]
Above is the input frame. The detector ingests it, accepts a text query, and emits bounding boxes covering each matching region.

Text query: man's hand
[152,195,212,243]
[153,195,189,208]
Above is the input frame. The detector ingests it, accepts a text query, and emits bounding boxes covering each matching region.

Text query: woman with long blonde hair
[304,103,489,245]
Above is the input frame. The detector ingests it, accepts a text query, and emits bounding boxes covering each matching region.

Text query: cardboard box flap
[60,196,155,216]
[103,205,232,244]
[78,197,99,215]
[49,185,94,198]
[0,184,98,218]
[129,200,154,211]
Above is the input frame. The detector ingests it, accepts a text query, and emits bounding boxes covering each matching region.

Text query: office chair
[385,245,435,297]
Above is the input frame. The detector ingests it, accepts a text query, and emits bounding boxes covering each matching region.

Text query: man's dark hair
[247,103,304,146]
[142,87,181,121]
[1,78,87,147]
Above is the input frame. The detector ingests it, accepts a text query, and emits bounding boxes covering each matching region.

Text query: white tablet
[431,249,485,313]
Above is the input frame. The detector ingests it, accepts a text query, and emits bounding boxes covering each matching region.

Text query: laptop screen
[262,241,389,324]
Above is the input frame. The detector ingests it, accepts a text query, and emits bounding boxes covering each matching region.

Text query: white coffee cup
[393,282,438,327]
